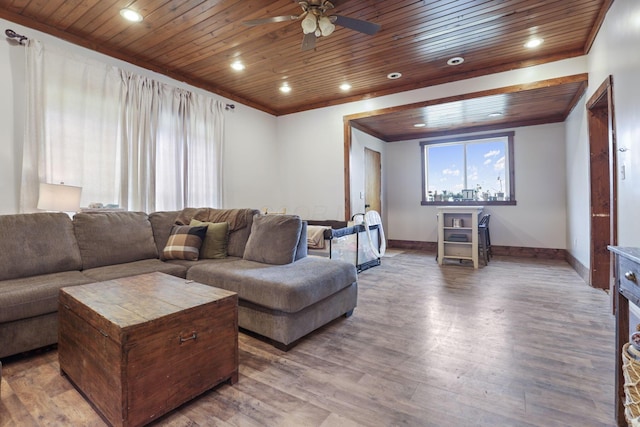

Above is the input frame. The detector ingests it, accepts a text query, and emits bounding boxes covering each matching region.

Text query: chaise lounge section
[0,208,358,358]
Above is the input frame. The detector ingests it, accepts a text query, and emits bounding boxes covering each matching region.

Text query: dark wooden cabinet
[609,246,640,427]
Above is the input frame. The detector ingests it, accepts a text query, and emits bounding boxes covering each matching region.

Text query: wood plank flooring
[0,252,616,426]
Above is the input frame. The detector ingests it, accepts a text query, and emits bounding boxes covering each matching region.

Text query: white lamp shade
[318,16,335,36]
[37,183,82,212]
[301,13,317,34]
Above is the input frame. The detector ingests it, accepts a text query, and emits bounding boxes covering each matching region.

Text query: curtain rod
[5,29,28,45]
[5,27,236,112]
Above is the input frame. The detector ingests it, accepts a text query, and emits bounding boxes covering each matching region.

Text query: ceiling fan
[243,0,381,51]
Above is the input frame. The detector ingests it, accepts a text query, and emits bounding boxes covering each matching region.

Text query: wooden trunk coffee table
[58,272,238,427]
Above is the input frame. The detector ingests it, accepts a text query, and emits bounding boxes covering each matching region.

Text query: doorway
[364,147,381,215]
[586,75,617,291]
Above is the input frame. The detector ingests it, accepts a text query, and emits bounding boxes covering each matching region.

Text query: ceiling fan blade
[332,15,381,35]
[301,32,316,51]
[243,15,299,26]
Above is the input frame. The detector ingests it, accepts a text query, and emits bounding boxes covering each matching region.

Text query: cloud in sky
[442,168,460,176]
[468,165,479,181]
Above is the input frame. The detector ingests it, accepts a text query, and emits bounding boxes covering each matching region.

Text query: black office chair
[478,214,492,265]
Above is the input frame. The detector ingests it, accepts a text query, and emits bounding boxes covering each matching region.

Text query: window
[22,40,223,213]
[420,131,515,205]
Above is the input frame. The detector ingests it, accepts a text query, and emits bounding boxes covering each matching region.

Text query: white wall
[565,94,590,264]
[0,17,279,214]
[565,0,640,268]
[385,123,567,248]
[0,26,25,214]
[276,57,586,250]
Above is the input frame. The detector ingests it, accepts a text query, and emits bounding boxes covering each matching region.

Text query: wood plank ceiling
[0,0,611,139]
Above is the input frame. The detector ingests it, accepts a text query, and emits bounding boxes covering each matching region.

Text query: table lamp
[37,182,82,212]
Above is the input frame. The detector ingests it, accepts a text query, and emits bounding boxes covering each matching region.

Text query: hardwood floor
[0,252,616,426]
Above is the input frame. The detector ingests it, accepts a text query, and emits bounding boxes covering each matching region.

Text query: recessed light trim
[488,112,503,118]
[414,123,426,128]
[524,38,543,48]
[340,83,352,91]
[447,56,464,66]
[387,72,402,80]
[280,82,291,93]
[231,61,245,71]
[120,8,143,22]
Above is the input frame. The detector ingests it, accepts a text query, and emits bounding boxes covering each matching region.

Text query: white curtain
[21,40,225,213]
[185,92,225,208]
[120,72,225,211]
[21,40,122,212]
[119,73,161,212]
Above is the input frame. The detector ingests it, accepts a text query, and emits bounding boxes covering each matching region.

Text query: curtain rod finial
[5,29,28,45]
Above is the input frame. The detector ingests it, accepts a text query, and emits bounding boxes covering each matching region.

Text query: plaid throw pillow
[163,225,208,260]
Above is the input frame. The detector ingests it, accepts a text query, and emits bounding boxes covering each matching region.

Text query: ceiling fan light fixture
[120,8,143,23]
[301,13,317,34]
[318,16,335,36]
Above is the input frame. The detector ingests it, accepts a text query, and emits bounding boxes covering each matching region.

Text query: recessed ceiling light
[488,112,503,118]
[524,38,543,48]
[120,8,143,22]
[280,82,291,93]
[447,56,464,66]
[387,72,402,80]
[414,123,426,128]
[231,61,245,71]
[340,83,352,91]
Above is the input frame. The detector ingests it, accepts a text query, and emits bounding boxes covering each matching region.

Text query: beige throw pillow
[189,219,229,259]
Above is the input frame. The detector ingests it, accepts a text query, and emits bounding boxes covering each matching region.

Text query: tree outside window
[420,131,515,205]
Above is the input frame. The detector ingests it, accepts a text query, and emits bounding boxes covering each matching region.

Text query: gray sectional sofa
[0,209,358,358]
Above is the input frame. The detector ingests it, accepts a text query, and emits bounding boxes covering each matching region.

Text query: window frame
[420,131,516,206]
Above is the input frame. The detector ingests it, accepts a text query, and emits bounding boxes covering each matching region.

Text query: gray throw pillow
[243,214,302,265]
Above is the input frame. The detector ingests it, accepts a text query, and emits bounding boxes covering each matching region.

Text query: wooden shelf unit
[437,206,484,269]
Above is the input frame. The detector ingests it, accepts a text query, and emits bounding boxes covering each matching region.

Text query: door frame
[586,75,617,291]
[364,147,382,216]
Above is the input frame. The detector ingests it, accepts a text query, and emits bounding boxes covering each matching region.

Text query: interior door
[364,148,381,214]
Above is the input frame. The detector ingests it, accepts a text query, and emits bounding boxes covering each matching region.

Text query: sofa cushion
[295,221,308,261]
[163,225,208,260]
[0,212,83,281]
[81,259,188,282]
[0,271,92,323]
[148,210,179,260]
[187,257,357,313]
[74,211,159,269]
[243,215,302,265]
[189,219,229,259]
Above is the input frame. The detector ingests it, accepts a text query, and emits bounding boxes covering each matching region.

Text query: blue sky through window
[426,137,507,199]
